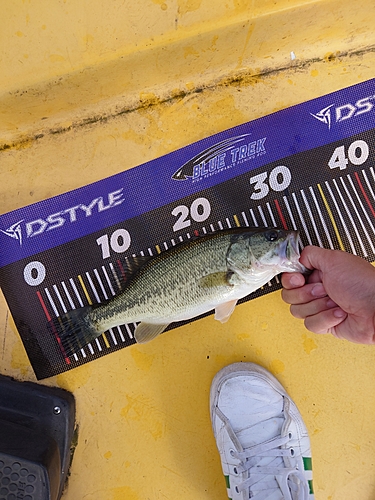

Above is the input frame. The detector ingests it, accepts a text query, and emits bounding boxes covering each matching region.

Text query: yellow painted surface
[2,0,375,147]
[1,1,375,499]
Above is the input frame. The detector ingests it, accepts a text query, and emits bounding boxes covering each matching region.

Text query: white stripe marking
[266,202,277,227]
[347,174,375,237]
[258,206,267,226]
[292,192,312,245]
[109,329,118,346]
[70,278,84,307]
[283,196,298,230]
[44,288,59,317]
[362,170,375,203]
[332,178,366,257]
[283,196,304,250]
[102,266,115,296]
[241,211,249,227]
[86,272,100,303]
[309,186,334,249]
[340,177,375,253]
[125,324,134,339]
[324,181,356,255]
[117,326,125,342]
[94,269,108,301]
[301,189,323,246]
[53,284,67,313]
[249,209,258,226]
[61,281,75,309]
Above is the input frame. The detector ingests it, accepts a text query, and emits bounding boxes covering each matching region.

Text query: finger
[281,272,305,289]
[281,282,328,305]
[305,269,322,285]
[328,323,375,344]
[290,297,337,319]
[304,307,347,334]
[300,245,336,272]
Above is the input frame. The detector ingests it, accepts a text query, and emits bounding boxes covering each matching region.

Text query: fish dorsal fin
[134,322,170,343]
[214,300,238,323]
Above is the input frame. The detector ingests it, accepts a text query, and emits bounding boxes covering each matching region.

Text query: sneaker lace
[232,434,309,500]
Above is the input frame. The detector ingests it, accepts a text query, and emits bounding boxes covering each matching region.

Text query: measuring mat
[1,79,375,379]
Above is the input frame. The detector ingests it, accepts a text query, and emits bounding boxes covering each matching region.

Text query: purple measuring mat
[1,78,375,378]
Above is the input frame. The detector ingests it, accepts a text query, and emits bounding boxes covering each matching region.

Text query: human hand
[281,245,375,344]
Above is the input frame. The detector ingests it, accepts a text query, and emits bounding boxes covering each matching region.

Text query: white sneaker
[210,363,314,500]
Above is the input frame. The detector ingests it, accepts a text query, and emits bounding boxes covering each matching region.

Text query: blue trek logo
[172,134,267,182]
[0,188,125,246]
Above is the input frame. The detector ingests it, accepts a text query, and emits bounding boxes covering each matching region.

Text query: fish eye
[265,230,279,242]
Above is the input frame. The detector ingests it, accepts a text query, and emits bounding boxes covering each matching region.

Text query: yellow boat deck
[1,1,375,498]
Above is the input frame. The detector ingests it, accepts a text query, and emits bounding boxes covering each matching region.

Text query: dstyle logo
[172,134,266,182]
[310,96,375,129]
[0,220,24,245]
[0,188,125,246]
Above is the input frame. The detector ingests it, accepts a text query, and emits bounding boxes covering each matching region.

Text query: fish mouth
[282,231,309,273]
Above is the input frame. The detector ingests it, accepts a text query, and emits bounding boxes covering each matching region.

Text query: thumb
[299,245,335,273]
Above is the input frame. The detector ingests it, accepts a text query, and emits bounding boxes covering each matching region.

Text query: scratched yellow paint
[302,333,319,355]
[130,347,156,371]
[268,359,285,375]
[1,1,375,499]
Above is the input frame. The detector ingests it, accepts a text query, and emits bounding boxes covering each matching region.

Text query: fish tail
[48,306,98,356]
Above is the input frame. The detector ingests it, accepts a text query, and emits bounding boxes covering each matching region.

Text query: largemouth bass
[50,228,306,356]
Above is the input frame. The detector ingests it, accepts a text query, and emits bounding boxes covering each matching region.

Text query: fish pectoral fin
[199,272,233,288]
[214,300,238,324]
[134,322,170,344]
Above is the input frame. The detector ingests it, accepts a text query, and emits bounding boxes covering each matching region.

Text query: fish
[49,227,307,356]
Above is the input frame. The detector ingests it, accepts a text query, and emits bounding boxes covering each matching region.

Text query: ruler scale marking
[301,189,323,247]
[94,269,109,301]
[61,281,76,310]
[291,192,313,245]
[266,202,277,228]
[324,181,356,254]
[102,266,116,296]
[117,326,125,342]
[53,284,68,314]
[340,177,375,253]
[354,171,375,220]
[362,169,375,205]
[241,211,249,227]
[274,199,288,230]
[249,209,258,226]
[348,174,375,235]
[258,206,267,226]
[332,178,367,257]
[311,185,335,250]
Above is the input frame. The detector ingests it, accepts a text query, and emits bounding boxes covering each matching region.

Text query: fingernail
[311,283,326,297]
[290,274,304,287]
[333,308,346,318]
